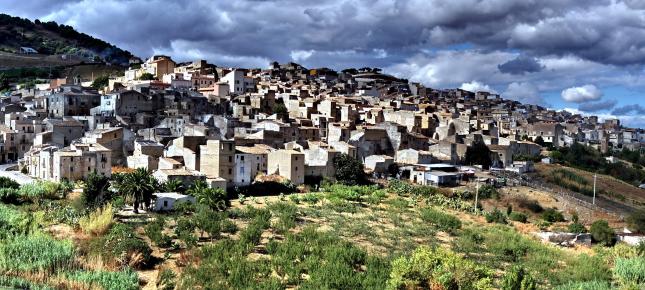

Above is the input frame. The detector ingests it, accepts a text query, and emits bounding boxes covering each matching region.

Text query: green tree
[590,220,615,246]
[83,171,111,208]
[138,72,155,80]
[534,136,546,147]
[90,75,109,89]
[465,139,492,169]
[273,103,288,117]
[626,208,645,233]
[111,168,158,213]
[333,154,366,185]
[0,73,9,91]
[163,179,185,193]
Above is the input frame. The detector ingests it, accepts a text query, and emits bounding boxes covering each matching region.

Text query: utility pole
[474,178,480,213]
[593,173,597,205]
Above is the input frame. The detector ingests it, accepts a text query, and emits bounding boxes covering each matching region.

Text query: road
[0,163,35,185]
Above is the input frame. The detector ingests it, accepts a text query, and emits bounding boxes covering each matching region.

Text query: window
[240,156,245,161]
[228,156,232,162]
[295,166,298,171]
[163,200,168,207]
[228,168,232,174]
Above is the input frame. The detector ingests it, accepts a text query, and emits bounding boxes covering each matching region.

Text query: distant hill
[0,13,134,66]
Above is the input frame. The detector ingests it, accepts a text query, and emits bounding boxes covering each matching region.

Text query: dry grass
[79,204,114,236]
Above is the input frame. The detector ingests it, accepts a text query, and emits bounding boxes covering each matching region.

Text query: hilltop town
[0,55,639,190]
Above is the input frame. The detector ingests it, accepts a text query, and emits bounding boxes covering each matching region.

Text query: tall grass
[79,203,114,235]
[0,233,75,273]
[67,269,139,290]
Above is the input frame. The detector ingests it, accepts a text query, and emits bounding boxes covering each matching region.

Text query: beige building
[267,149,305,185]
[51,143,112,181]
[199,140,235,187]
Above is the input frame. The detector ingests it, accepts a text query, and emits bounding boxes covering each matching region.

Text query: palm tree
[112,168,159,213]
[163,178,185,193]
[194,188,227,211]
[186,179,208,197]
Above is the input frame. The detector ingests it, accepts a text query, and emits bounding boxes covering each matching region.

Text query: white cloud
[502,82,547,106]
[290,50,315,62]
[561,85,603,103]
[460,81,497,93]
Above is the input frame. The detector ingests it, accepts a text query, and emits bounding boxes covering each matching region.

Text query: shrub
[0,176,20,189]
[98,223,152,268]
[267,202,298,234]
[156,268,177,290]
[67,269,138,290]
[568,223,587,234]
[79,203,114,235]
[145,216,171,248]
[626,208,645,233]
[590,220,615,246]
[0,233,74,272]
[387,246,493,290]
[333,154,367,185]
[509,212,528,223]
[420,207,462,233]
[478,184,499,199]
[485,208,507,224]
[175,217,198,249]
[220,219,238,234]
[613,257,645,285]
[501,266,537,290]
[0,204,34,238]
[542,208,565,222]
[0,188,20,204]
[518,198,543,213]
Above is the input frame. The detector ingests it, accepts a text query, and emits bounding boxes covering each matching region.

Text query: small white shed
[153,192,195,211]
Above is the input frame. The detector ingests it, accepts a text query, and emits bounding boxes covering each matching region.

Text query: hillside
[0,13,134,67]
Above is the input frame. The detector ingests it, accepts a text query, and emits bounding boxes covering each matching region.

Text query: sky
[2,0,645,128]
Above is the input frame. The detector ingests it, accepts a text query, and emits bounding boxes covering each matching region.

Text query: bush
[0,204,34,239]
[501,266,537,290]
[387,246,493,289]
[333,154,367,185]
[590,220,615,246]
[517,198,544,213]
[420,207,462,233]
[0,176,20,189]
[626,208,645,233]
[478,184,499,199]
[568,223,587,234]
[97,224,152,268]
[156,268,177,290]
[542,208,565,222]
[0,188,20,204]
[485,208,507,224]
[509,212,528,223]
[79,203,114,235]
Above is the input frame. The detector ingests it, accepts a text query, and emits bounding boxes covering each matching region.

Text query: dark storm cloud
[498,56,544,75]
[4,0,645,69]
[578,100,618,112]
[612,104,645,115]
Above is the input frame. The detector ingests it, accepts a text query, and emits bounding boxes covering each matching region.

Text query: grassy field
[0,178,643,289]
[536,163,645,208]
